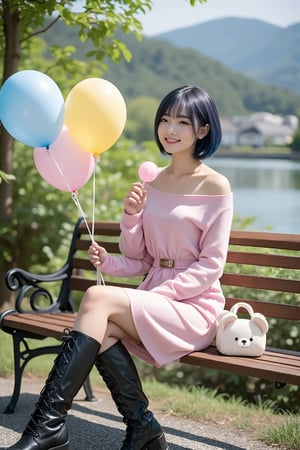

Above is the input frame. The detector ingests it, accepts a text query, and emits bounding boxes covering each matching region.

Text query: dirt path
[0,376,280,450]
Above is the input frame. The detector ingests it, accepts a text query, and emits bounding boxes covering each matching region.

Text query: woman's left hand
[88,242,107,267]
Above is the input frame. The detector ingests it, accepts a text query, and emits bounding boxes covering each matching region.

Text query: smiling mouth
[165,138,180,144]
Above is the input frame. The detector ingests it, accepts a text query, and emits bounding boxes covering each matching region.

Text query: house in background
[219,117,238,147]
[220,112,298,148]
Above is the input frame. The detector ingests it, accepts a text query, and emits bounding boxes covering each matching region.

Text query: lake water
[209,157,300,234]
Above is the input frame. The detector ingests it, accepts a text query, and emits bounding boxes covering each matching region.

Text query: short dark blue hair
[154,86,222,160]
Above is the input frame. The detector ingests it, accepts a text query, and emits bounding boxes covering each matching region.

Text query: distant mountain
[157,18,300,94]
[42,19,300,116]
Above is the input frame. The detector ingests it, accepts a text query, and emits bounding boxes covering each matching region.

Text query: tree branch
[20,15,61,43]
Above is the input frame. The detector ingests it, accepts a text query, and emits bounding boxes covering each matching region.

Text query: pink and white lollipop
[138,161,159,183]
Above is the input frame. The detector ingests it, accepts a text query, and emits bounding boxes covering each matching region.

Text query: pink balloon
[138,161,159,182]
[34,127,96,192]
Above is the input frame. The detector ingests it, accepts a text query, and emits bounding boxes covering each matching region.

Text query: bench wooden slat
[224,297,300,320]
[261,350,300,366]
[181,349,300,385]
[80,223,300,249]
[2,313,76,340]
[221,272,300,293]
[72,257,94,270]
[75,240,120,253]
[227,251,300,269]
[229,230,300,250]
[3,312,76,326]
[80,221,121,236]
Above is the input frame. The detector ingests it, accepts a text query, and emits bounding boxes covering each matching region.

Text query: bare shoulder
[201,165,232,195]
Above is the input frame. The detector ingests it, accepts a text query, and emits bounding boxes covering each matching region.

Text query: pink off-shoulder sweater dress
[100,184,233,367]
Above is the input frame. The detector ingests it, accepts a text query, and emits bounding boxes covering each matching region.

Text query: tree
[290,113,300,153]
[125,96,159,141]
[0,0,206,309]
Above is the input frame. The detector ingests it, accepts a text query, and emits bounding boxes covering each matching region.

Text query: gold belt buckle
[160,258,175,268]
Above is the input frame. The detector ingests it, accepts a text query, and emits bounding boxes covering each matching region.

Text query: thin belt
[153,258,195,269]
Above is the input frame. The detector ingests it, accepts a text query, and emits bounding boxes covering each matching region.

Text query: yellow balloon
[65,78,127,156]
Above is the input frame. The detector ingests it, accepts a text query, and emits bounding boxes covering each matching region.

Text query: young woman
[6,86,233,450]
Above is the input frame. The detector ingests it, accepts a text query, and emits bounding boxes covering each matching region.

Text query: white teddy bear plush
[216,302,269,357]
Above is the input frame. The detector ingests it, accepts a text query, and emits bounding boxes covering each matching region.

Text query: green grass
[1,330,299,449]
[260,413,300,450]
[143,380,300,449]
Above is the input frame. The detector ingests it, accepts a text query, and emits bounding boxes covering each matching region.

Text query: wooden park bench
[1,217,300,414]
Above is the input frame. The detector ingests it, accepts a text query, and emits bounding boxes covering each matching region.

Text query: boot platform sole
[142,432,169,450]
[48,442,69,450]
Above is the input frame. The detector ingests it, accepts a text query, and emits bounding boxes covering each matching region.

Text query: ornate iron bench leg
[4,332,26,414]
[3,331,97,413]
[83,374,97,402]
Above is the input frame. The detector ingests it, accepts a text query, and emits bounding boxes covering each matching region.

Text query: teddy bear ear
[218,311,237,330]
[251,313,269,334]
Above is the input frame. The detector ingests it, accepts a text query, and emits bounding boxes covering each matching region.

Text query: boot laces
[23,331,75,437]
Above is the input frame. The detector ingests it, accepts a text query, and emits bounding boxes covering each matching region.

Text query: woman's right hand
[88,242,107,267]
[124,182,147,215]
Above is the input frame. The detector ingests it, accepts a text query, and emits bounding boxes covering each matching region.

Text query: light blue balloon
[0,70,64,147]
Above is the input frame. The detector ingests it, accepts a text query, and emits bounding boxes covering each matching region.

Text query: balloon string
[93,156,105,286]
[47,149,93,239]
[92,156,99,239]
[72,191,105,286]
[48,149,105,286]
[47,149,73,193]
[97,266,105,285]
[71,192,93,241]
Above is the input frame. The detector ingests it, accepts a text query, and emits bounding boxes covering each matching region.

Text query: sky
[138,0,300,36]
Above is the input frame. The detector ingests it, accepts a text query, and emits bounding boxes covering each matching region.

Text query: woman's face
[157,109,199,156]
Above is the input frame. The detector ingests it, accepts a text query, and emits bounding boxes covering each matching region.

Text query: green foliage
[291,131,300,152]
[0,171,15,184]
[0,0,152,68]
[125,96,159,141]
[0,331,14,376]
[291,113,300,152]
[56,0,151,63]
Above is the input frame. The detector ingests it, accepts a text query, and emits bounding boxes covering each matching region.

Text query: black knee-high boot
[95,341,169,450]
[6,330,100,450]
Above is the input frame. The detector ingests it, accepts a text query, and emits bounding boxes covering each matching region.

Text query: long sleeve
[119,211,148,259]
[99,252,152,278]
[100,208,153,278]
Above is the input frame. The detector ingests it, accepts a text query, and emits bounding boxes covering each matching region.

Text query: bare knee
[78,285,107,314]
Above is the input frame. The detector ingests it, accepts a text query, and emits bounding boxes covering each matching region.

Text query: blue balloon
[0,70,64,147]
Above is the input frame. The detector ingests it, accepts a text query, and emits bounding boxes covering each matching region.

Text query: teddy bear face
[217,318,266,356]
[216,304,268,357]
[235,335,254,348]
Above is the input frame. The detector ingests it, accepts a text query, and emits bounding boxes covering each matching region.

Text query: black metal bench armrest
[5,264,70,313]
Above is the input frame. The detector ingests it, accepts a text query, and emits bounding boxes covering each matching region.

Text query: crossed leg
[73,285,140,353]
